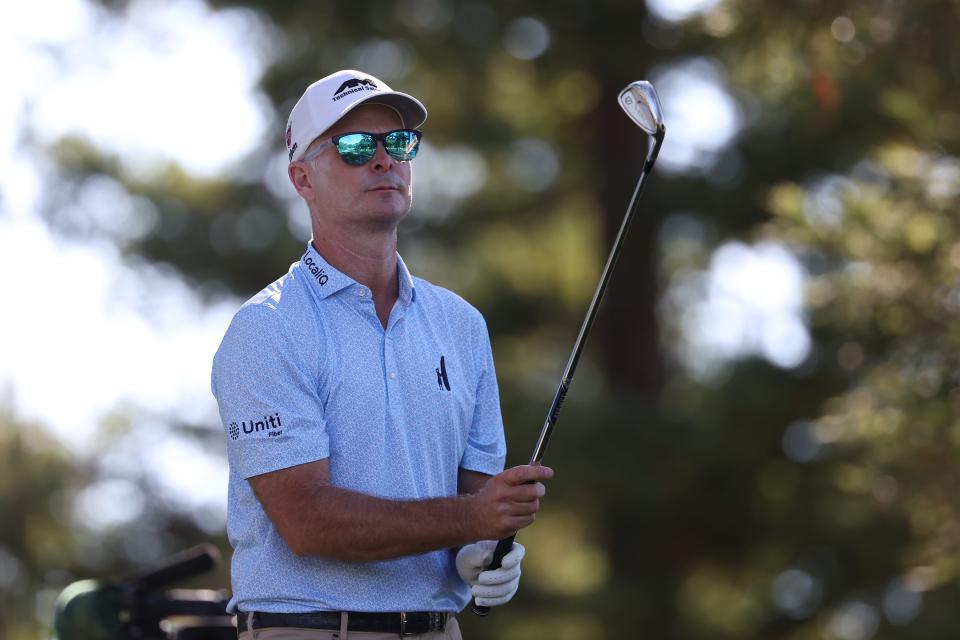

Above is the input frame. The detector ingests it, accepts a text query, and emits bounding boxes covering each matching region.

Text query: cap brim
[344,91,428,130]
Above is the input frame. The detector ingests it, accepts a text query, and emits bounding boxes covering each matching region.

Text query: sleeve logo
[228,413,283,440]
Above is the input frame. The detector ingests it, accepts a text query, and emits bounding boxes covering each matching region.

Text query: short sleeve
[459,316,507,475]
[211,304,329,479]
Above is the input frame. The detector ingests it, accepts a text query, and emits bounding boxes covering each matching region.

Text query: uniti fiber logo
[229,413,283,440]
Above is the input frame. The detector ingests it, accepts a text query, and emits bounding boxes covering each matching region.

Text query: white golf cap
[285,69,428,163]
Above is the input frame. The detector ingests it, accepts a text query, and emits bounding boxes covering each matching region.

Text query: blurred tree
[28,0,960,638]
[0,414,229,639]
[0,417,81,640]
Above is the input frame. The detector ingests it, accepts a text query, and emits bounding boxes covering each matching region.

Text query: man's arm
[249,459,552,562]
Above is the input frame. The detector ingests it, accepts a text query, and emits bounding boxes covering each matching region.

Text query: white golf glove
[455,540,525,607]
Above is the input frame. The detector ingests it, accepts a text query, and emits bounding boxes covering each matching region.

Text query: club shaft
[529,131,663,465]
[472,131,664,617]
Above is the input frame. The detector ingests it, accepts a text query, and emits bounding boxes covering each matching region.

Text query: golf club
[472,80,665,616]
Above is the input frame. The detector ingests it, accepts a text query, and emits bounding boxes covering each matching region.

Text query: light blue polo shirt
[211,242,506,614]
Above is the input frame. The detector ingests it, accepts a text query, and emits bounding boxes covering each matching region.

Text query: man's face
[296,104,413,233]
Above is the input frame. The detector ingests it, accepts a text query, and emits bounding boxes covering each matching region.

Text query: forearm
[284,485,479,561]
[251,460,549,562]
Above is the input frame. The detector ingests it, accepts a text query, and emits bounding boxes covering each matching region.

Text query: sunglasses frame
[300,129,422,165]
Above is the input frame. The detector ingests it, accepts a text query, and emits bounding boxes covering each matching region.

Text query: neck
[310,218,399,314]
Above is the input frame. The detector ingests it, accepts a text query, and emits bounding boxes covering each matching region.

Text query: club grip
[470,535,516,616]
[132,544,220,591]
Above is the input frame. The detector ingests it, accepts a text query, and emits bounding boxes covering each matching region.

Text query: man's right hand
[468,465,554,540]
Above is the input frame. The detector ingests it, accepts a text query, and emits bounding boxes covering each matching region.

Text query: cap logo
[332,78,378,102]
[286,122,299,160]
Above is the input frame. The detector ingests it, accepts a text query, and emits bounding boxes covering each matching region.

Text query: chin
[376,197,412,218]
[364,207,410,231]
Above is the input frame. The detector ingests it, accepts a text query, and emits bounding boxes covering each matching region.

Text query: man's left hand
[455,541,525,607]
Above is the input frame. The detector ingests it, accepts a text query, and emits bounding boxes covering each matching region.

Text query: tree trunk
[594,77,665,398]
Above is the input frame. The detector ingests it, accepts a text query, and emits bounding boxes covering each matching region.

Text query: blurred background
[2,0,959,638]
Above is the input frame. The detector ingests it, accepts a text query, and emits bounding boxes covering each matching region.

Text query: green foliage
[763,139,960,599]
[0,419,83,640]
[15,0,960,638]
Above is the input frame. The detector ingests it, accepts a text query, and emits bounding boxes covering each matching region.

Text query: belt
[237,611,448,636]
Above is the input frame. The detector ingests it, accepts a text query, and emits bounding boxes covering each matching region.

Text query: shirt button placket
[356,287,379,331]
[383,334,401,423]
[384,334,397,385]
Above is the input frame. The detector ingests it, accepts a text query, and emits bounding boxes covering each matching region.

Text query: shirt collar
[297,243,353,300]
[396,253,417,305]
[298,242,417,304]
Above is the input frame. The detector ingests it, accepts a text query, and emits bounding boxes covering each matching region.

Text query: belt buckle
[399,611,444,635]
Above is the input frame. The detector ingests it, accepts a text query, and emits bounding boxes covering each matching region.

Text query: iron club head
[618,80,665,138]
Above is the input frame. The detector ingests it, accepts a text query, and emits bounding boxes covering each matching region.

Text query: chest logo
[436,355,451,391]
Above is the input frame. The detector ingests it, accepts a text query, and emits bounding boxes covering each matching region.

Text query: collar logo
[302,254,329,286]
[332,77,378,102]
[436,355,451,391]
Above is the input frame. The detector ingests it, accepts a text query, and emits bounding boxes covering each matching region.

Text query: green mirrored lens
[336,133,377,165]
[384,130,420,161]
[332,130,420,165]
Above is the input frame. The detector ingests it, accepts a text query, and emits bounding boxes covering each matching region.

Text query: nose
[368,140,395,173]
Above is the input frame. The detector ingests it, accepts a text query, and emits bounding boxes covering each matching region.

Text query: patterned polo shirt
[211,242,506,614]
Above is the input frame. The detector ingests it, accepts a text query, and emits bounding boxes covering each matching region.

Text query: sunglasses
[302,129,422,166]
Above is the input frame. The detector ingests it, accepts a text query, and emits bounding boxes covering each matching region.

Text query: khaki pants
[237,614,462,640]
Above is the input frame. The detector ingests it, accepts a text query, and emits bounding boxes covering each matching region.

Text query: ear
[288,162,315,200]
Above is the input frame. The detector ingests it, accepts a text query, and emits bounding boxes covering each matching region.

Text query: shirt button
[389,372,396,379]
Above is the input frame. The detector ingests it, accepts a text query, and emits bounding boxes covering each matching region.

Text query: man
[211,69,553,639]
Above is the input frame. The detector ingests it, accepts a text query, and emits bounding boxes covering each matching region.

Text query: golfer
[211,70,553,639]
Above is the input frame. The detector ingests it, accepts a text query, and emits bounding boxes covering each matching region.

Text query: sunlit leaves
[760,136,960,621]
